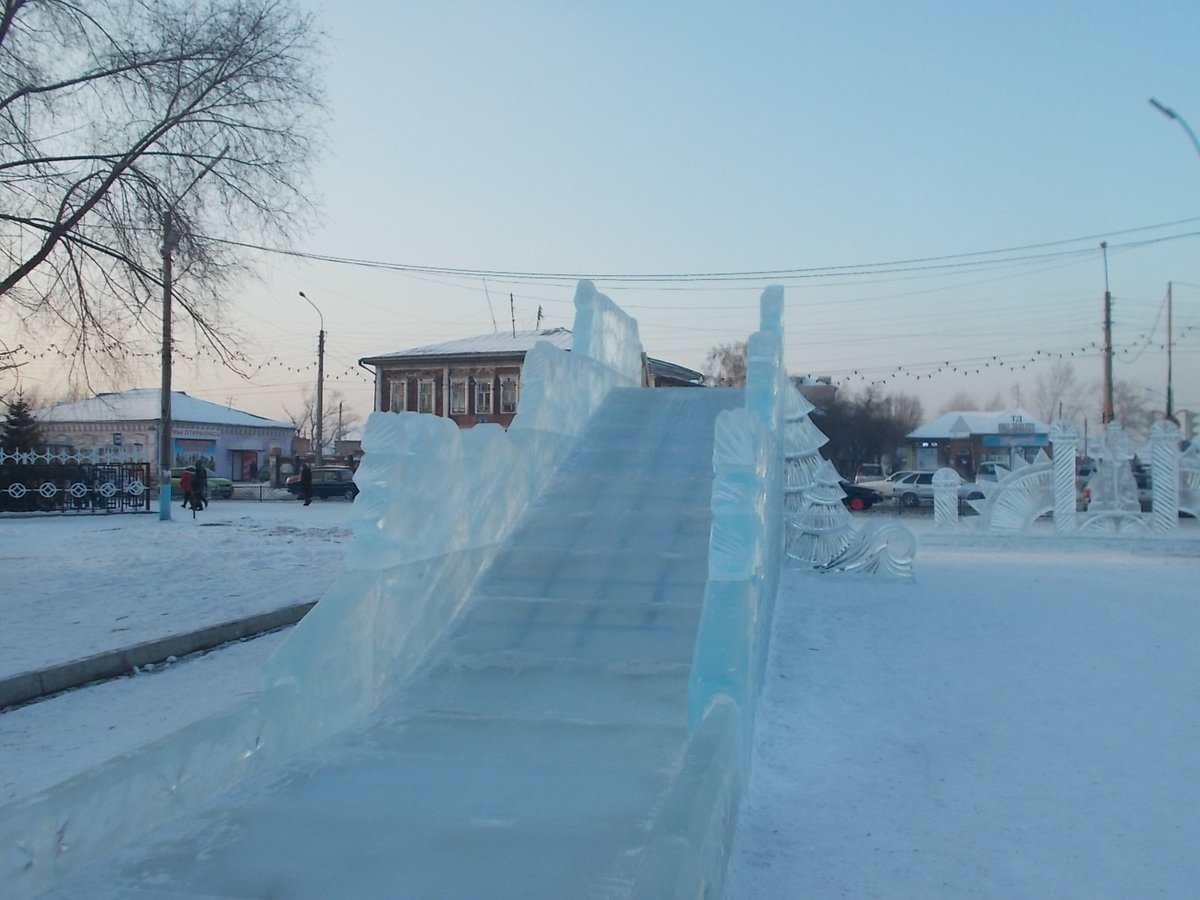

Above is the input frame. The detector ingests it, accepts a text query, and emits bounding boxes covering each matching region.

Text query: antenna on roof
[510,293,516,338]
[482,279,498,332]
[535,305,543,329]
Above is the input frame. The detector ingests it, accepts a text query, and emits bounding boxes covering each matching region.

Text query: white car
[857,470,915,498]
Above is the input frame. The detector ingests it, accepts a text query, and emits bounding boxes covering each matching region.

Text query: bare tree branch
[0,0,325,371]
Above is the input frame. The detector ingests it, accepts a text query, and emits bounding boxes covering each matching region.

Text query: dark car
[840,480,883,511]
[285,466,359,501]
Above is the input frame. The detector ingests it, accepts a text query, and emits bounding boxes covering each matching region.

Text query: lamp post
[298,291,325,465]
[1149,98,1200,160]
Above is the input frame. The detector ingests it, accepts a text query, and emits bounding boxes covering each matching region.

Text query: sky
[4,0,1200,428]
[3,504,1197,896]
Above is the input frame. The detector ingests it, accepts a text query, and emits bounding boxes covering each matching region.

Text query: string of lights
[9,321,1195,392]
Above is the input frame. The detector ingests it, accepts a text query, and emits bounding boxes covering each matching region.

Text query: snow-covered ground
[2,503,1197,896]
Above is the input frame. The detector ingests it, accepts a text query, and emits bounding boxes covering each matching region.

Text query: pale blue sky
[13,1,1200,426]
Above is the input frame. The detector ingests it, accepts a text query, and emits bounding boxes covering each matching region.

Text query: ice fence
[0,279,643,898]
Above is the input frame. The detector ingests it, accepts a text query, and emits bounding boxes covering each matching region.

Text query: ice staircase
[52,387,744,898]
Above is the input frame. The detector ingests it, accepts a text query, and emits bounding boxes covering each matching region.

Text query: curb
[0,601,316,711]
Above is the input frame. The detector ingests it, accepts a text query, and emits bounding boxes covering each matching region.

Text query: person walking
[300,462,313,506]
[179,467,194,509]
[193,462,209,509]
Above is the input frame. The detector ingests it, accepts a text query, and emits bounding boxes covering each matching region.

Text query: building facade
[36,389,294,481]
[360,329,704,428]
[905,410,1052,479]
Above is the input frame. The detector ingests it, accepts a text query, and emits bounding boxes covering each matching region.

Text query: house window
[500,377,519,414]
[475,378,493,414]
[449,379,468,415]
[417,379,436,414]
[388,378,407,412]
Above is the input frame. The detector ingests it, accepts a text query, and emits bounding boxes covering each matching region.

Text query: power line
[211,217,1200,285]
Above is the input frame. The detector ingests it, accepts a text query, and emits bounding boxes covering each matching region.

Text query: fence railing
[0,459,152,514]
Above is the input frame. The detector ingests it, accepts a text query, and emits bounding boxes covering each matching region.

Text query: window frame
[417,378,437,414]
[449,379,468,415]
[499,376,519,414]
[388,377,408,412]
[474,378,494,415]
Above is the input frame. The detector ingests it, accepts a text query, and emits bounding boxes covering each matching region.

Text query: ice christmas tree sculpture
[782,382,915,578]
[782,384,856,566]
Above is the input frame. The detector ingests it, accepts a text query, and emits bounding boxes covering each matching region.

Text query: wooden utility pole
[1166,282,1175,421]
[1101,242,1114,425]
[158,211,178,520]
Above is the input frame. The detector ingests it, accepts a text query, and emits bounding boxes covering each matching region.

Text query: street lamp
[1149,98,1200,160]
[298,291,325,464]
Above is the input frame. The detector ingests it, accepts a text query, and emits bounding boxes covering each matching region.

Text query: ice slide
[64,387,743,898]
[6,283,786,898]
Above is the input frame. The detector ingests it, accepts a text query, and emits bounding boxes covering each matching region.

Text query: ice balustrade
[945,419,1196,534]
[634,287,787,899]
[0,279,645,898]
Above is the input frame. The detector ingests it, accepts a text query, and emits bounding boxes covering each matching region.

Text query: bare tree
[1032,360,1085,423]
[0,0,324,374]
[938,390,979,414]
[703,341,747,386]
[286,388,360,454]
[1112,380,1153,438]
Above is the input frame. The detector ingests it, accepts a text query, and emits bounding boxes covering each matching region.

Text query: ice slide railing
[0,280,643,898]
[633,286,786,898]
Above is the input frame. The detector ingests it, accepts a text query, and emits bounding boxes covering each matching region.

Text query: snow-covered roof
[908,409,1051,439]
[36,389,293,430]
[360,327,574,363]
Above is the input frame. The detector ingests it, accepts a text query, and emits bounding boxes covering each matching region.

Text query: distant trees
[0,0,325,372]
[814,385,923,478]
[703,341,747,386]
[1,395,44,452]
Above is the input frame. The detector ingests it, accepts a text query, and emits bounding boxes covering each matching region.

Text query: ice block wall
[634,286,786,899]
[0,279,644,898]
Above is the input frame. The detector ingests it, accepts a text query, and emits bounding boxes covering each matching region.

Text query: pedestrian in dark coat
[193,463,209,509]
[300,463,313,506]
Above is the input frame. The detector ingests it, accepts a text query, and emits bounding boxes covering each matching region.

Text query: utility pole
[156,147,226,522]
[1166,282,1175,421]
[1100,242,1114,425]
[158,211,178,521]
[510,293,516,338]
[298,291,325,465]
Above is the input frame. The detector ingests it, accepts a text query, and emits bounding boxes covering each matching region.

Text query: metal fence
[0,452,152,514]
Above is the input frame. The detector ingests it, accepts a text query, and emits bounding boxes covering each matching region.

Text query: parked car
[893,471,936,507]
[890,469,985,506]
[853,463,886,484]
[285,466,359,501]
[169,466,233,500]
[857,470,915,498]
[840,480,883,511]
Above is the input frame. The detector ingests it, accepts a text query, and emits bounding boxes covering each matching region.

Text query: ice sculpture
[968,451,1055,533]
[1149,419,1181,532]
[821,519,917,577]
[969,418,1190,535]
[779,368,914,577]
[1180,440,1200,518]
[648,287,786,900]
[0,279,647,898]
[932,467,962,528]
